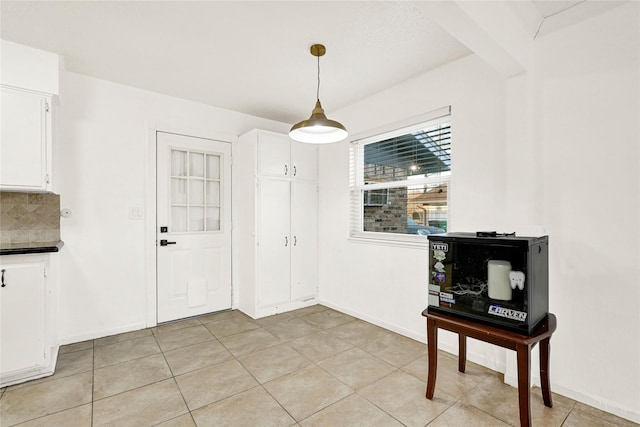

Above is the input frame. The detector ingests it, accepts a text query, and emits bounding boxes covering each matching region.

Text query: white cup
[488,260,512,301]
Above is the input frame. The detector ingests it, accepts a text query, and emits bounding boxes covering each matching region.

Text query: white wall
[318,53,510,373]
[531,3,639,419]
[318,3,639,422]
[55,71,289,343]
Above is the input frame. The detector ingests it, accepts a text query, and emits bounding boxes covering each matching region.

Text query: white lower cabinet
[0,254,58,386]
[237,129,319,318]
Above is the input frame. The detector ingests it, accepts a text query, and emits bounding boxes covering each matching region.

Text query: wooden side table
[421,308,557,427]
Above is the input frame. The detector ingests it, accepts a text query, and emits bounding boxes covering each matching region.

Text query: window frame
[349,107,451,244]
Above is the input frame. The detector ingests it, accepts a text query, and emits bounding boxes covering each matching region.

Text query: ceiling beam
[417,1,535,77]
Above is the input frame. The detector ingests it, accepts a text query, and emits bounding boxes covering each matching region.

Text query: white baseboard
[59,321,148,345]
[507,375,640,425]
[318,299,425,343]
[319,300,639,424]
[318,299,506,374]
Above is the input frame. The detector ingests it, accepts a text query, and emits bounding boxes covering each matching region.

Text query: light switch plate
[129,207,144,220]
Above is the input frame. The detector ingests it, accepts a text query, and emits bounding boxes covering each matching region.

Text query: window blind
[350,107,451,240]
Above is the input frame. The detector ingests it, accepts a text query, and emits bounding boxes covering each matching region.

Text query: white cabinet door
[0,260,46,376]
[0,87,50,190]
[257,132,291,177]
[290,141,318,181]
[257,178,291,308]
[290,180,319,302]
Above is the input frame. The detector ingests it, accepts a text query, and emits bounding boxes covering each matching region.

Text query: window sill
[348,233,432,249]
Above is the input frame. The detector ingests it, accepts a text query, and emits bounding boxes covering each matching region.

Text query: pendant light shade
[289,100,348,144]
[289,44,348,144]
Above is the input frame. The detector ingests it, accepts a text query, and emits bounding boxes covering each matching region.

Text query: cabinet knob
[284,236,288,246]
[293,236,297,246]
[1,269,6,287]
[284,164,288,176]
[293,165,297,176]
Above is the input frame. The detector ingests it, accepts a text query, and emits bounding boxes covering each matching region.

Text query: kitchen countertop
[0,241,64,256]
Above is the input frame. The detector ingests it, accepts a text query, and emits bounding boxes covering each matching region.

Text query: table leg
[517,344,532,427]
[458,333,466,373]
[540,337,553,408]
[426,318,438,399]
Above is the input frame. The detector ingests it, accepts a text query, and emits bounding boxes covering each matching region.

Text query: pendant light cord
[316,54,321,101]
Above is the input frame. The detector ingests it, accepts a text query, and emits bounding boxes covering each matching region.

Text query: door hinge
[44,267,47,278]
[45,174,50,184]
[44,101,50,113]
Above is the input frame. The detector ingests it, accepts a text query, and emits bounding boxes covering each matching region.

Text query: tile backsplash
[0,192,61,244]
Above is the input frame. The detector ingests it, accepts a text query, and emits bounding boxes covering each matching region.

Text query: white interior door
[157,132,232,323]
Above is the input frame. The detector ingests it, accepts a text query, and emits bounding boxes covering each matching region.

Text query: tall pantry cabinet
[237,130,319,318]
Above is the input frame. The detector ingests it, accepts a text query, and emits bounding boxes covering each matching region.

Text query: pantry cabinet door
[290,180,318,302]
[257,178,291,308]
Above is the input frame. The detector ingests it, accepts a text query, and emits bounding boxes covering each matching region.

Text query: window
[350,107,451,241]
[171,149,222,232]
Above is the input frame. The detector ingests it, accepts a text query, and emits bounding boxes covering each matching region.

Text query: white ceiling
[0,1,626,124]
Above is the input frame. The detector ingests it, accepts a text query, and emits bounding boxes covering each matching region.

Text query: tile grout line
[155,331,189,420]
[7,306,631,427]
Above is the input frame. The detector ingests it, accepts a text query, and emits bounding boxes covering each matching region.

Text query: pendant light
[289,44,348,144]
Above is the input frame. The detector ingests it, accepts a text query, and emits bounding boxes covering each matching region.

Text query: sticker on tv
[488,305,527,321]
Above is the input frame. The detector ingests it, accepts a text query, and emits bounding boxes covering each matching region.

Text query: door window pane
[189,179,204,205]
[171,178,187,205]
[190,153,204,177]
[171,150,187,176]
[171,207,187,232]
[207,155,220,179]
[189,207,204,231]
[206,207,220,231]
[206,181,220,206]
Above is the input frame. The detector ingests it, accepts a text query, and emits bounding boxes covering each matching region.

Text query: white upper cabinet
[0,86,52,191]
[291,141,318,181]
[1,41,60,192]
[257,131,291,177]
[256,131,318,180]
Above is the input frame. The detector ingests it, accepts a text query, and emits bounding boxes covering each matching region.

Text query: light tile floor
[0,305,636,426]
